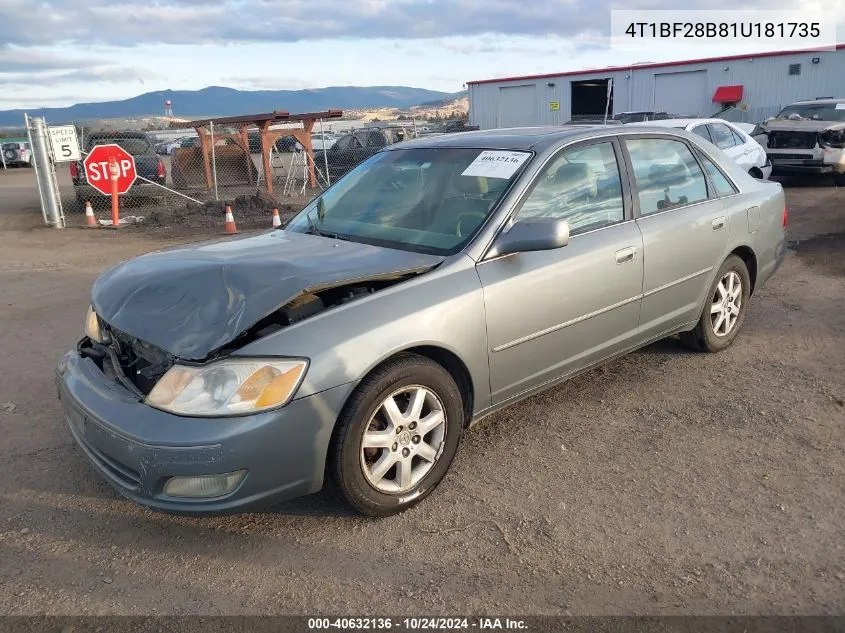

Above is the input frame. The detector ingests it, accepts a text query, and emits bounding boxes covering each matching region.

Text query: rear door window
[697,152,738,197]
[706,124,737,150]
[729,127,746,146]
[691,125,712,143]
[625,137,709,215]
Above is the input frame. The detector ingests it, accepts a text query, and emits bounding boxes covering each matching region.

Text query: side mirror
[488,218,570,258]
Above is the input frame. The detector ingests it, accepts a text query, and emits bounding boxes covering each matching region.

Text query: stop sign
[83,144,137,195]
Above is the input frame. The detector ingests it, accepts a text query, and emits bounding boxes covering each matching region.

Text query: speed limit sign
[47,125,81,162]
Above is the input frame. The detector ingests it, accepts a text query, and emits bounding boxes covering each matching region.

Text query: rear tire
[680,255,751,353]
[834,173,845,187]
[328,354,464,517]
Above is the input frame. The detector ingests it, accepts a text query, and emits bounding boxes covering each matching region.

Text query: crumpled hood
[765,119,845,133]
[91,230,444,360]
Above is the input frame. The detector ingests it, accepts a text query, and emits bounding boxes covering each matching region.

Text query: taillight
[69,162,78,178]
[782,207,788,228]
[156,159,166,178]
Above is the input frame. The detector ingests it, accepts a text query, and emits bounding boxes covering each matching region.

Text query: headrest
[451,174,487,195]
[554,162,597,198]
[647,163,687,187]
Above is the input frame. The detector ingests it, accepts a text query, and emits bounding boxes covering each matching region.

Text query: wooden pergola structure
[175,109,343,192]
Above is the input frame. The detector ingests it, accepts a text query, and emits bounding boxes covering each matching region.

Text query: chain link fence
[52,118,427,230]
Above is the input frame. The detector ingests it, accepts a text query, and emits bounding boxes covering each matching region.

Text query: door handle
[615,246,636,264]
[712,217,726,231]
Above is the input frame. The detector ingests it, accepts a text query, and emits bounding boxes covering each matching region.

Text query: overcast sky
[1,0,843,110]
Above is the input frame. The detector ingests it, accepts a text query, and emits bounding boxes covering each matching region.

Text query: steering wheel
[455,211,488,238]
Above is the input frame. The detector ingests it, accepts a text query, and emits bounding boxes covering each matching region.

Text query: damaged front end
[84,272,430,404]
[79,324,175,398]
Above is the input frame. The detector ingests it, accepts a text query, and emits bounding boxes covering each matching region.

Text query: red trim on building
[466,44,845,86]
[712,85,744,103]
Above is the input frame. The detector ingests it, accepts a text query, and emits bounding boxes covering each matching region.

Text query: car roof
[392,126,617,151]
[790,98,845,105]
[627,117,738,128]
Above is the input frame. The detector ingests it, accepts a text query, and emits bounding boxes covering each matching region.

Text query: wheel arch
[348,344,476,428]
[729,245,758,294]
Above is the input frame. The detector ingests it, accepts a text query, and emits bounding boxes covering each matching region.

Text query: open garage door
[654,70,708,117]
[498,85,537,128]
[571,78,613,120]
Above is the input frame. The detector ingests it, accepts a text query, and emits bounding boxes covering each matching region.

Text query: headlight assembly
[145,358,308,417]
[84,305,109,344]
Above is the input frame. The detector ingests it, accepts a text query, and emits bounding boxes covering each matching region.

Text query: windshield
[86,136,152,155]
[285,147,532,255]
[773,103,845,122]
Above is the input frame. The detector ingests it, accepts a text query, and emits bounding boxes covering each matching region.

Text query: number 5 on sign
[47,125,81,162]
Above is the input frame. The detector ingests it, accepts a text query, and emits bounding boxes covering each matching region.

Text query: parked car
[2,140,32,167]
[274,135,301,153]
[317,128,405,182]
[612,111,670,124]
[58,126,787,516]
[761,98,845,185]
[311,132,338,152]
[564,118,623,126]
[627,118,772,179]
[69,132,167,209]
[440,120,480,133]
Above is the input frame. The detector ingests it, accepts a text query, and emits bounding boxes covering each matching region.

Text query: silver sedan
[57,126,787,516]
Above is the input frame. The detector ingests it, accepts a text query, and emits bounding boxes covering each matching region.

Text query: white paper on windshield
[461,151,530,179]
[835,103,845,110]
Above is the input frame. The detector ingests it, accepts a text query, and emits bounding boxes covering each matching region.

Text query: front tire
[328,354,464,517]
[681,255,751,353]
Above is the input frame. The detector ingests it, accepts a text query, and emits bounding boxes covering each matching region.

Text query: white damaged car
[627,118,771,180]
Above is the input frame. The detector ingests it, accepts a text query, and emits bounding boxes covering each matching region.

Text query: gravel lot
[0,167,843,616]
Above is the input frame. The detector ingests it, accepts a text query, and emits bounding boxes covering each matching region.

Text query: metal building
[467,44,845,129]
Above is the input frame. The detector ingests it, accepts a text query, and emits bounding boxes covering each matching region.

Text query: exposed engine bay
[82,277,413,397]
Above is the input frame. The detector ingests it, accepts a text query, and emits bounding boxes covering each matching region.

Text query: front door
[477,139,644,404]
[622,135,732,339]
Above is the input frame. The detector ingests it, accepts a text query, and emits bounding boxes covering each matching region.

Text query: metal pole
[604,78,612,125]
[210,120,219,201]
[24,114,47,225]
[412,116,417,138]
[319,118,330,186]
[28,115,64,228]
[1,141,6,169]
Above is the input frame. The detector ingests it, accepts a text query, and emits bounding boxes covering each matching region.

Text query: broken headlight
[145,358,308,416]
[84,305,109,344]
[820,130,845,149]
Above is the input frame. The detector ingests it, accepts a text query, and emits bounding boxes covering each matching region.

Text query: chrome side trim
[471,320,698,425]
[491,294,642,353]
[642,266,713,299]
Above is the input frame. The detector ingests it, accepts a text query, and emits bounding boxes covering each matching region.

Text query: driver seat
[429,174,492,236]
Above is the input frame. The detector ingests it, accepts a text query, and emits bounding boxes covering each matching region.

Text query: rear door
[621,134,732,340]
[478,138,644,403]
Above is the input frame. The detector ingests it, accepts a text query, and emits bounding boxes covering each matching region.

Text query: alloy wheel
[360,385,447,493]
[710,271,742,337]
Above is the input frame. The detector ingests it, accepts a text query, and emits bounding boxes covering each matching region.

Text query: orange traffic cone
[223,205,238,234]
[83,201,98,228]
[271,207,281,228]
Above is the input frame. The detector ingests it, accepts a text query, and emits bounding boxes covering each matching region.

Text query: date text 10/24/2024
[307,617,529,630]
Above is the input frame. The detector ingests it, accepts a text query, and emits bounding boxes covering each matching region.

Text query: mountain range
[0,86,459,127]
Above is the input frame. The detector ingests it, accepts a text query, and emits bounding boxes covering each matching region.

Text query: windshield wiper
[304,207,353,242]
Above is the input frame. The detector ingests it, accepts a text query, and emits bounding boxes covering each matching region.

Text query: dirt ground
[0,166,843,616]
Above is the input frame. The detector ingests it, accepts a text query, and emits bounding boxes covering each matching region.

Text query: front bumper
[55,347,352,514]
[768,148,845,175]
